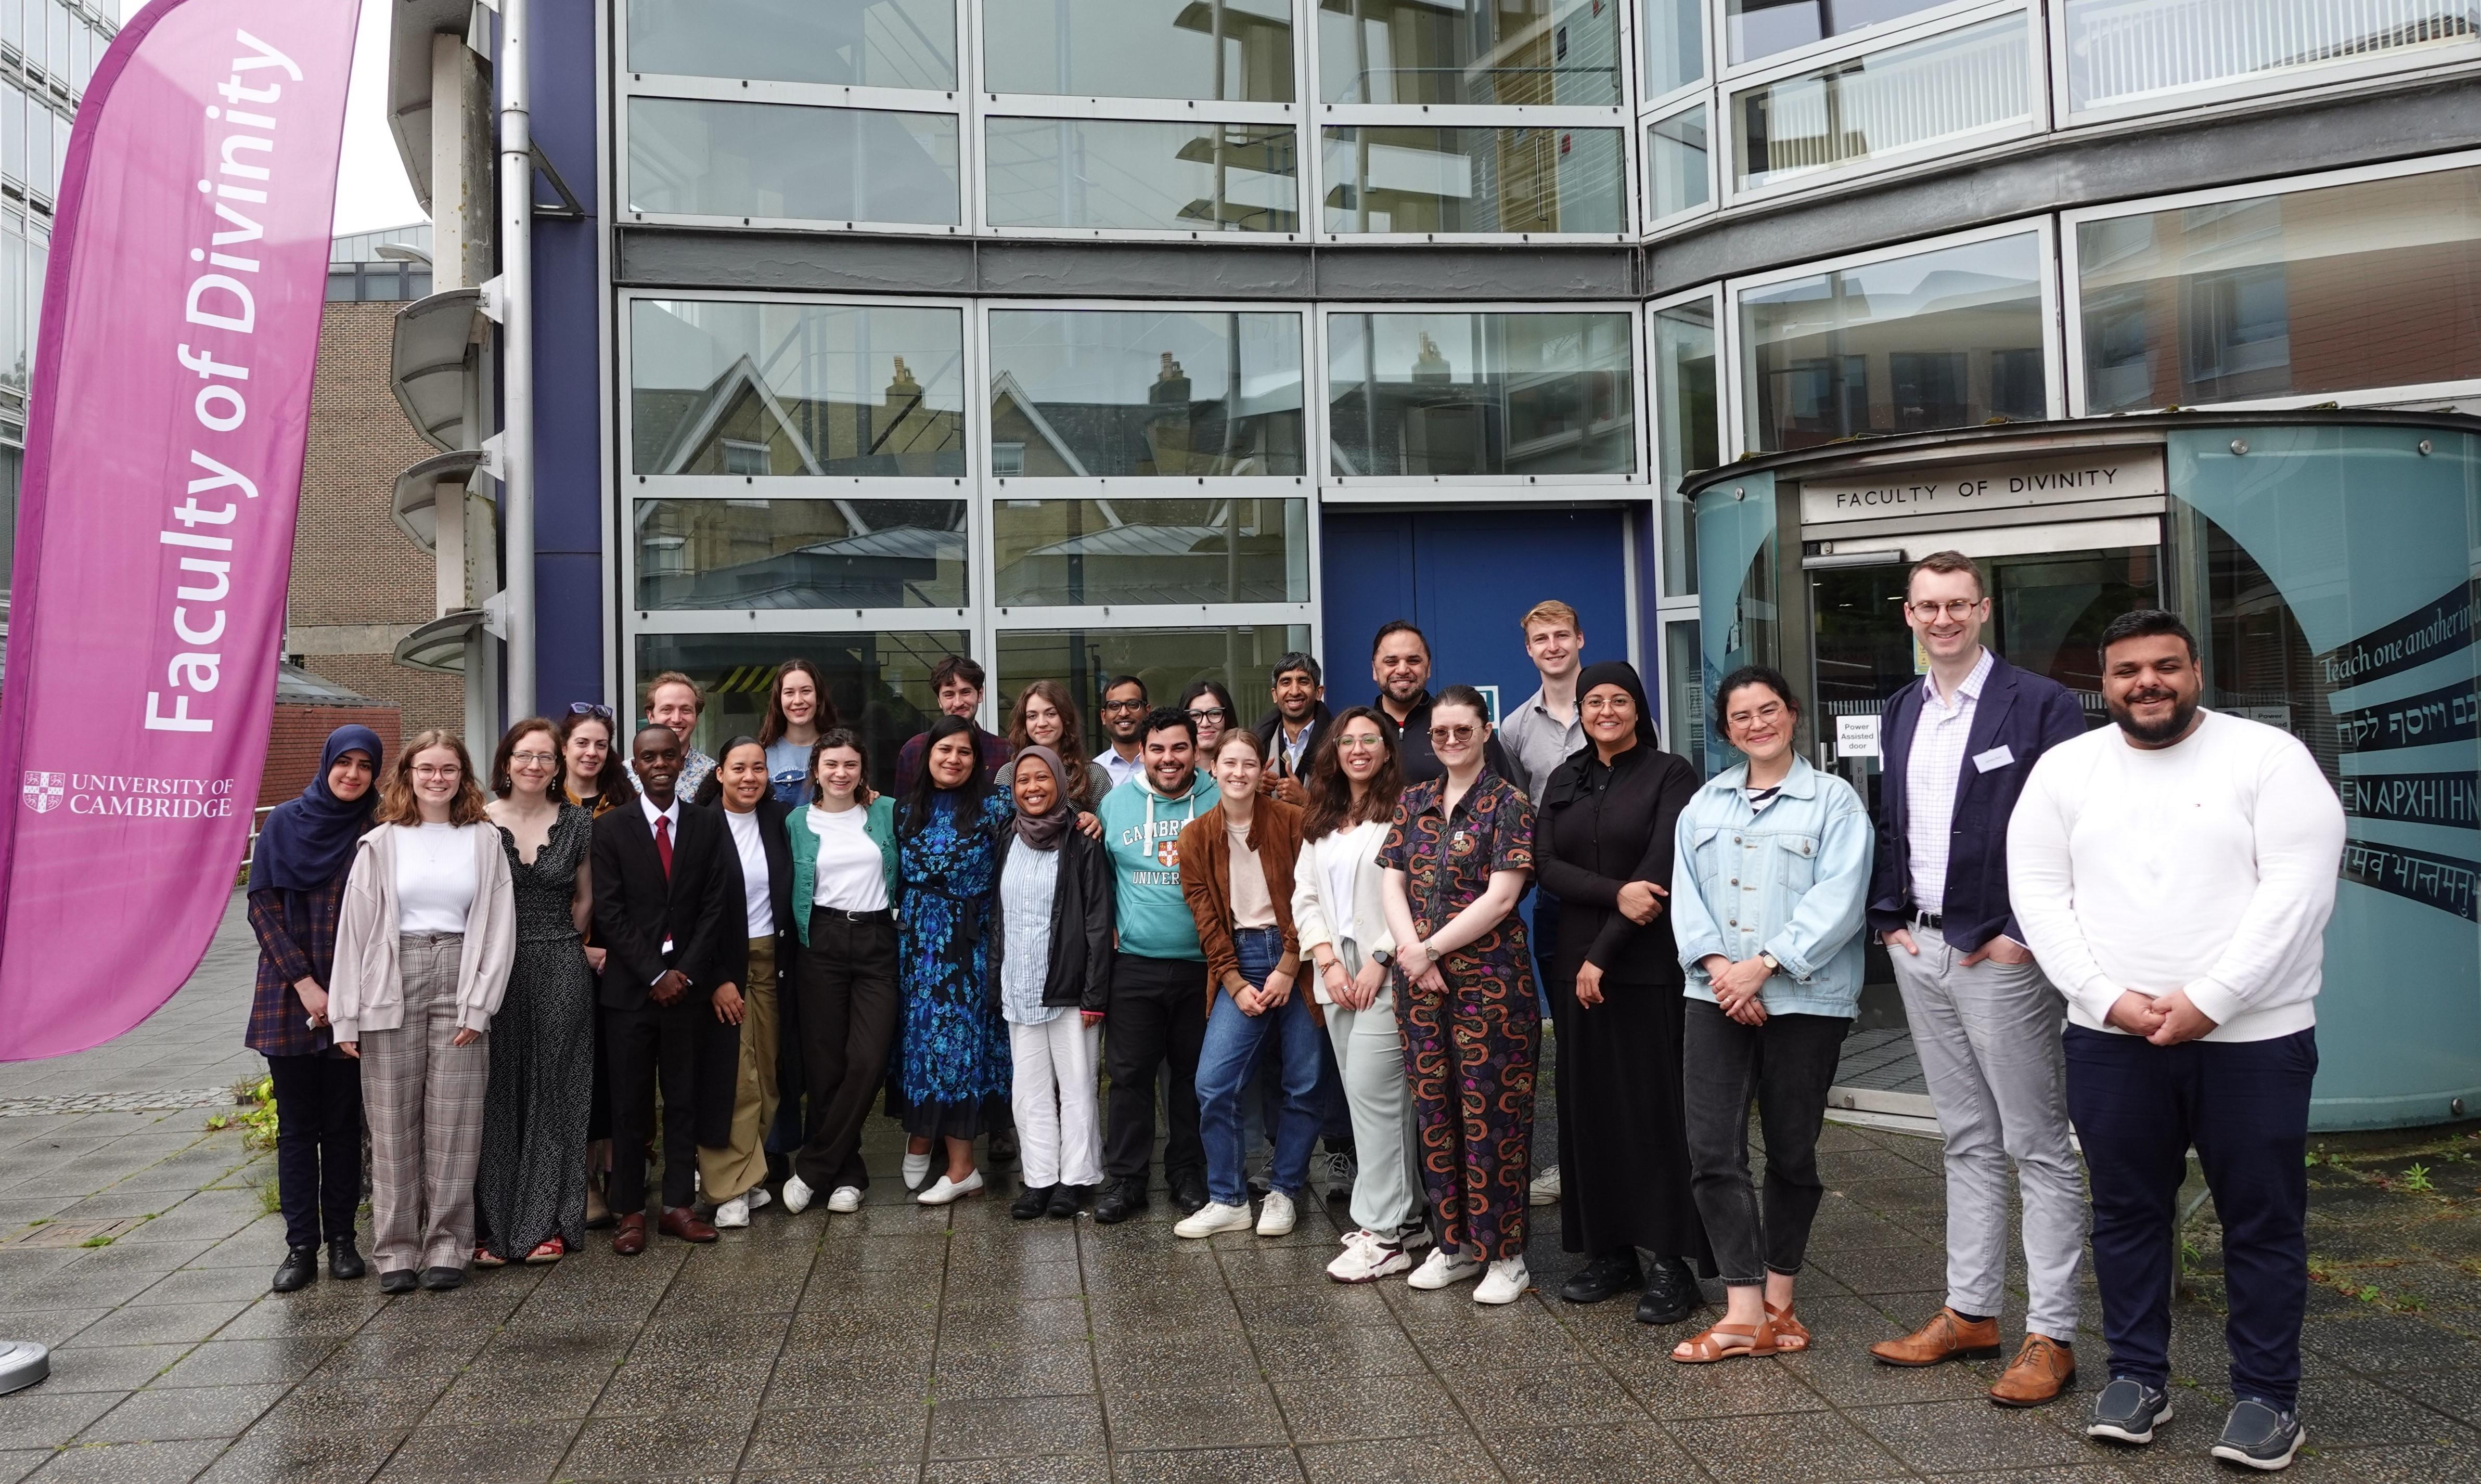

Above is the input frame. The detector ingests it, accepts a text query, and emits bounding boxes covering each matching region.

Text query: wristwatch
[1369,948,1394,969]
[1757,952,1781,976]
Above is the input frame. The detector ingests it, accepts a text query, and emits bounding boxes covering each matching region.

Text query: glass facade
[1320,126,1627,235]
[1315,0,1623,106]
[636,630,965,791]
[987,308,1306,477]
[1730,15,2031,193]
[994,498,1310,604]
[633,499,970,610]
[1646,105,1711,223]
[984,0,1295,100]
[627,98,962,227]
[1326,311,1636,478]
[1653,296,1718,593]
[986,119,1301,234]
[2062,0,2481,114]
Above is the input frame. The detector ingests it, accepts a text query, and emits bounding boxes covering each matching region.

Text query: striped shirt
[1904,647,1994,918]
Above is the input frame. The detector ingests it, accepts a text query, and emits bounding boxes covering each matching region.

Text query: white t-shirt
[809,804,890,911]
[394,822,477,934]
[723,807,775,938]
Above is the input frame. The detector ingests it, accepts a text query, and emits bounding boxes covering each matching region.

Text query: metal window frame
[2059,149,2481,420]
[1721,214,2062,460]
[1310,109,1641,242]
[974,107,1313,243]
[1648,279,1722,608]
[615,85,976,236]
[2046,0,2481,128]
[1640,93,1717,231]
[1712,0,2011,81]
[1636,0,1715,114]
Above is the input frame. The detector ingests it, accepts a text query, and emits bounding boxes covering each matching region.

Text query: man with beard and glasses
[1368,621,1514,786]
[2009,610,2343,1473]
[1095,676,1149,792]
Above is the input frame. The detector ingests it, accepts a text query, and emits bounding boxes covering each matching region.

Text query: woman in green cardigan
[780,728,902,1215]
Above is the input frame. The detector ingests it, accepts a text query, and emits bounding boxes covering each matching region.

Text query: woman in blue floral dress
[897,714,1016,1205]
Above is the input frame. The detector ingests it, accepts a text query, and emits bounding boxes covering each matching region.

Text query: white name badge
[1973,745,2016,773]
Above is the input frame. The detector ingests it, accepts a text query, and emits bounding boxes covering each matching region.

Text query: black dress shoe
[1093,1179,1148,1225]
[417,1266,465,1292]
[1559,1253,1644,1305]
[1011,1184,1053,1220]
[1171,1175,1210,1215]
[1047,1184,1083,1219]
[326,1239,366,1281]
[378,1269,418,1295]
[1635,1255,1702,1326]
[271,1246,318,1294]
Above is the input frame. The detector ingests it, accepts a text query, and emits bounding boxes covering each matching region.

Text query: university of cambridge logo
[20,772,63,814]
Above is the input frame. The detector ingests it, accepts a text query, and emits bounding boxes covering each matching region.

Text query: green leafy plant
[211,1076,278,1152]
[2404,1164,2435,1193]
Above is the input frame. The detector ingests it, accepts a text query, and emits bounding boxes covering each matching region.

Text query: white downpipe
[497,0,536,718]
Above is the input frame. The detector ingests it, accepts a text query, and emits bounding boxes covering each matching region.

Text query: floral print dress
[896,784,1017,1140]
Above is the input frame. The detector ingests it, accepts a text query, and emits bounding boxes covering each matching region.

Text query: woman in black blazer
[695,737,801,1229]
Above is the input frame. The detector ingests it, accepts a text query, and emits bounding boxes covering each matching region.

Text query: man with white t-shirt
[2009,609,2344,1474]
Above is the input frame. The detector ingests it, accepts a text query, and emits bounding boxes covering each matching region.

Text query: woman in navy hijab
[246,724,383,1294]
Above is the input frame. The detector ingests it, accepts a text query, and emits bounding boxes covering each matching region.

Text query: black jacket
[1254,703,1334,784]
[725,793,801,977]
[590,799,746,1011]
[1379,689,1518,788]
[1533,743,1701,986]
[987,828,1115,1014]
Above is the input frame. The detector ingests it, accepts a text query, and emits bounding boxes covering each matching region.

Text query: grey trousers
[361,933,490,1274]
[1889,923,2084,1338]
[1324,984,1422,1235]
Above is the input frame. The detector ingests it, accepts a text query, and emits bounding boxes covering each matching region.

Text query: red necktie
[654,814,673,880]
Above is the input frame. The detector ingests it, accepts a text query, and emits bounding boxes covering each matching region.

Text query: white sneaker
[1256,1190,1297,1237]
[781,1173,814,1214]
[827,1185,863,1214]
[1474,1257,1531,1305]
[902,1152,932,1189]
[916,1170,984,1206]
[1174,1201,1256,1238]
[1327,1229,1413,1284]
[1528,1165,1562,1206]
[713,1196,750,1229]
[1407,1247,1483,1290]
[745,1186,771,1211]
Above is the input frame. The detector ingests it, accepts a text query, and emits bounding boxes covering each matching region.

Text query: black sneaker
[2212,1399,2304,1472]
[2087,1377,2174,1444]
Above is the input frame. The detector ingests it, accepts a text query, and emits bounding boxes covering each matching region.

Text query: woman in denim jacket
[1667,665,1873,1364]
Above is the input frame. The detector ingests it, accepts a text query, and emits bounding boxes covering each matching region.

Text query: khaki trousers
[697,936,780,1203]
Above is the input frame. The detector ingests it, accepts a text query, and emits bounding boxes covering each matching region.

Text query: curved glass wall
[624,0,959,88]
[1327,310,1636,478]
[1730,14,2031,193]
[2062,0,2481,115]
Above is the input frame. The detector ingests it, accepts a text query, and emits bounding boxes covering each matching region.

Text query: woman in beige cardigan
[330,730,516,1294]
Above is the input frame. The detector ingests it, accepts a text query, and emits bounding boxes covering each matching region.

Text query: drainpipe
[497,0,537,716]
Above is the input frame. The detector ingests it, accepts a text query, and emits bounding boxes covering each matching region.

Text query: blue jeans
[1196,926,1322,1205]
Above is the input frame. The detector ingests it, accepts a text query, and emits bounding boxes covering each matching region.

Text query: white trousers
[1009,1015,1103,1189]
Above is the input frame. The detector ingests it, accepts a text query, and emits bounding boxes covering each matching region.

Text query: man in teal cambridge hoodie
[1092,705,1220,1225]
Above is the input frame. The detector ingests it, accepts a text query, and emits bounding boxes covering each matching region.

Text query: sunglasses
[568,702,616,720]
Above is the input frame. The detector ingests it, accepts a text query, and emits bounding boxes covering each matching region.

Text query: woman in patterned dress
[473,718,598,1264]
[1379,684,1541,1306]
[896,714,1016,1205]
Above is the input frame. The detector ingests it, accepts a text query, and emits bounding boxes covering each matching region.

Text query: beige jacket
[1291,818,1397,1006]
[329,821,517,1042]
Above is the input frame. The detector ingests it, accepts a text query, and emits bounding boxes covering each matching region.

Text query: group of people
[245,553,2345,1473]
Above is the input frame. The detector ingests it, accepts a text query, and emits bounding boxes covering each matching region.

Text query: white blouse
[808,804,889,911]
[394,822,478,934]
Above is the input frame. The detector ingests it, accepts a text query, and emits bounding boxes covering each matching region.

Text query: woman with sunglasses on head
[1379,686,1541,1305]
[472,719,598,1268]
[558,705,631,1224]
[248,725,384,1294]
[1180,679,1239,759]
[1666,666,1872,1363]
[760,660,837,806]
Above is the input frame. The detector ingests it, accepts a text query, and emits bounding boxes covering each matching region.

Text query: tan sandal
[1766,1303,1810,1353]
[1670,1316,1776,1364]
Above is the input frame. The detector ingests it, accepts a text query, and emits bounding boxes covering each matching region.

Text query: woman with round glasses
[1378,686,1540,1305]
[1180,679,1239,759]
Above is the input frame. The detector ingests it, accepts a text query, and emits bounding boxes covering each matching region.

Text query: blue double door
[1318,506,1637,723]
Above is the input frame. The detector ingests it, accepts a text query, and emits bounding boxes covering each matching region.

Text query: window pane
[2066,0,2481,113]
[2078,169,2481,414]
[634,499,968,609]
[624,0,956,90]
[1645,0,1704,96]
[985,118,1299,234]
[987,308,1306,476]
[1647,106,1709,223]
[1328,311,1636,478]
[2,1,19,54]
[631,300,967,477]
[984,0,1293,101]
[49,112,65,197]
[4,86,24,186]
[636,630,962,792]
[326,267,357,302]
[0,231,19,398]
[27,100,49,199]
[1742,233,2044,453]
[995,498,1309,604]
[995,624,1313,726]
[1727,0,1961,64]
[627,97,961,227]
[1663,617,1705,773]
[1732,16,2028,193]
[1654,298,1716,596]
[1317,0,1622,105]
[1320,126,1626,235]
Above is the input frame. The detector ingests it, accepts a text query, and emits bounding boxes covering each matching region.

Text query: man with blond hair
[1496,599,1588,1210]
[629,672,717,799]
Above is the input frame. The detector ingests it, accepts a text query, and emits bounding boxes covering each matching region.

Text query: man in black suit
[593,725,746,1254]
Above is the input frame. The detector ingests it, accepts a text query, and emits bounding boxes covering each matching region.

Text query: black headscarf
[248,724,384,893]
[1541,661,1660,810]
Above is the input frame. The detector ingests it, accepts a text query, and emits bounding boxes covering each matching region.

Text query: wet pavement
[0,894,2474,1481]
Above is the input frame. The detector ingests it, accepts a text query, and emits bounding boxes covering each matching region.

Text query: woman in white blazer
[1291,706,1423,1284]
[330,730,517,1294]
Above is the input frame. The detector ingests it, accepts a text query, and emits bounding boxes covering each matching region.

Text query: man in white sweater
[2009,609,2343,1474]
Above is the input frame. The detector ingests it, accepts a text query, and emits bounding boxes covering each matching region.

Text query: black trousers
[606,999,709,1212]
[792,909,901,1192]
[1681,1000,1849,1285]
[266,1052,362,1250]
[1103,953,1209,1187]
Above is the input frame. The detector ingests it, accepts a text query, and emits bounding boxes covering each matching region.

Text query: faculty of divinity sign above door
[1797,450,2168,526]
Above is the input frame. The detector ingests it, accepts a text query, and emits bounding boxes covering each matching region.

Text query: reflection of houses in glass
[635,353,966,478]
[988,352,1305,476]
[1330,317,1636,475]
[635,499,970,609]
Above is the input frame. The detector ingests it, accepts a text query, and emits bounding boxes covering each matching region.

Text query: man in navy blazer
[1862,552,2089,1410]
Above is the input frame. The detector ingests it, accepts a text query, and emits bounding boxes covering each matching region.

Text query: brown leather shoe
[1988,1333,2076,1408]
[659,1206,718,1243]
[1869,1307,2001,1367]
[610,1212,646,1257]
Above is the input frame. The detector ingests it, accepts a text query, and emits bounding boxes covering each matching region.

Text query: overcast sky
[121,0,426,235]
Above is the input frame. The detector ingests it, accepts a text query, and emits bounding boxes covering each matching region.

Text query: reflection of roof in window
[1024,524,1230,559]
[797,526,969,561]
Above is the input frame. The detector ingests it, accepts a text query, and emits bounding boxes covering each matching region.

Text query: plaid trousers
[361,933,490,1273]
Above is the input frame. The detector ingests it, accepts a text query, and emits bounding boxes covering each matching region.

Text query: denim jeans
[1680,1000,1849,1286]
[1196,926,1323,1205]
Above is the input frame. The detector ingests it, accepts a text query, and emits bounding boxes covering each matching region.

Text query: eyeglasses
[568,702,615,720]
[1187,707,1229,722]
[410,764,461,780]
[1725,701,1789,729]
[1102,699,1147,712]
[1906,598,1984,621]
[1580,694,1635,714]
[1429,724,1479,744]
[510,751,558,766]
[1337,732,1386,750]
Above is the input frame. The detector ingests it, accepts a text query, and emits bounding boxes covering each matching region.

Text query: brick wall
[258,703,403,815]
[291,300,464,738]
